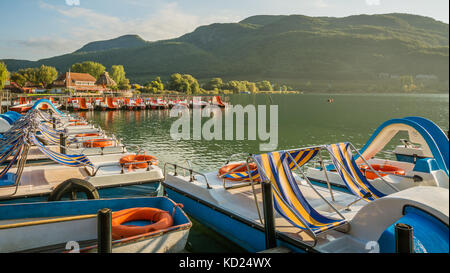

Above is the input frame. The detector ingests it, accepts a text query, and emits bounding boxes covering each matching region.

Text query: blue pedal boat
[0,196,191,253]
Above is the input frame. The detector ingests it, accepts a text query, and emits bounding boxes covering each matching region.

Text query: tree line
[0,62,9,90]
[0,60,292,94]
[0,61,132,91]
[137,74,293,94]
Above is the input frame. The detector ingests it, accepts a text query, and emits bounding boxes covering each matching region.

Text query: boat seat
[253,151,349,245]
[326,142,387,202]
[19,168,88,187]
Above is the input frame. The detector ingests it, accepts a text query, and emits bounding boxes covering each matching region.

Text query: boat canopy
[357,117,449,176]
[31,99,64,116]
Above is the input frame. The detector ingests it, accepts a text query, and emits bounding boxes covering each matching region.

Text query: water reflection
[82,94,449,173]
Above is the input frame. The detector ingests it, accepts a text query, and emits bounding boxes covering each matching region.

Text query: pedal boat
[162,149,449,253]
[306,117,449,192]
[1,143,164,204]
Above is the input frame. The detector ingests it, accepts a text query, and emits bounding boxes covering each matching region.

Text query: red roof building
[3,81,34,93]
[52,72,106,92]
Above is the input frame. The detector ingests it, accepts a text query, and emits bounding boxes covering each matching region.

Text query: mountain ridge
[2,13,448,92]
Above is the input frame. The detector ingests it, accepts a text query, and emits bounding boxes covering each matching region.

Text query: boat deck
[1,153,164,199]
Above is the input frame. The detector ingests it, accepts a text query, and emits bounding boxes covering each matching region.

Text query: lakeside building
[51,72,106,93]
[2,80,35,93]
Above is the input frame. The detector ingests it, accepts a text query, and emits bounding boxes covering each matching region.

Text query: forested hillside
[3,13,448,92]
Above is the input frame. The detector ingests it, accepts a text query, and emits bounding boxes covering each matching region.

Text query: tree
[0,62,10,90]
[10,72,26,86]
[110,65,131,90]
[118,78,131,90]
[143,77,165,93]
[205,78,223,90]
[71,61,105,79]
[168,73,200,94]
[257,81,273,91]
[400,75,415,92]
[244,81,258,93]
[183,74,200,94]
[18,68,39,85]
[37,65,58,87]
[224,80,246,93]
[110,65,126,85]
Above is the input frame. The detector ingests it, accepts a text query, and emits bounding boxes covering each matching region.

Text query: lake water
[79,93,449,252]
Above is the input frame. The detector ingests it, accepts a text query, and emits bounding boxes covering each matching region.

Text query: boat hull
[164,183,311,253]
[0,196,191,253]
[0,180,162,205]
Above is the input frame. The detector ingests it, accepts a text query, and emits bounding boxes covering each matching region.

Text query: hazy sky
[1,0,448,60]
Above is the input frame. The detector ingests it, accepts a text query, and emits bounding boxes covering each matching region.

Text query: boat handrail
[41,135,124,157]
[285,143,403,191]
[285,151,347,219]
[89,159,157,177]
[347,142,400,192]
[217,161,259,190]
[163,162,212,189]
[224,153,252,165]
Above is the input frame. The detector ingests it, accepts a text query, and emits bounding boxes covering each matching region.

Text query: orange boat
[102,97,120,111]
[10,97,32,113]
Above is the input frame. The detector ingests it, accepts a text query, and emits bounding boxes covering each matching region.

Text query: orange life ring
[360,164,406,180]
[68,122,88,126]
[75,133,101,137]
[111,208,173,240]
[82,139,115,148]
[120,154,158,172]
[218,162,260,181]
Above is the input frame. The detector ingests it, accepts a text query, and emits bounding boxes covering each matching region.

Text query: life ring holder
[119,154,159,173]
[82,139,115,148]
[218,162,260,182]
[111,208,173,240]
[75,133,101,138]
[360,164,406,180]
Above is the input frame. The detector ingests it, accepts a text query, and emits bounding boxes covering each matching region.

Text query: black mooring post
[97,208,112,253]
[395,223,414,253]
[59,133,66,154]
[52,117,56,129]
[261,181,277,249]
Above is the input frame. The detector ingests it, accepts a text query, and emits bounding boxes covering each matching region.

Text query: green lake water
[80,93,449,252]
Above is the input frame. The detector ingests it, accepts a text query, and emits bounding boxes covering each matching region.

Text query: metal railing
[163,162,212,189]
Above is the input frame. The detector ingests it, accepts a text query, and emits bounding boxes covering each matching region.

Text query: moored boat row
[65,96,227,111]
[5,95,228,113]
